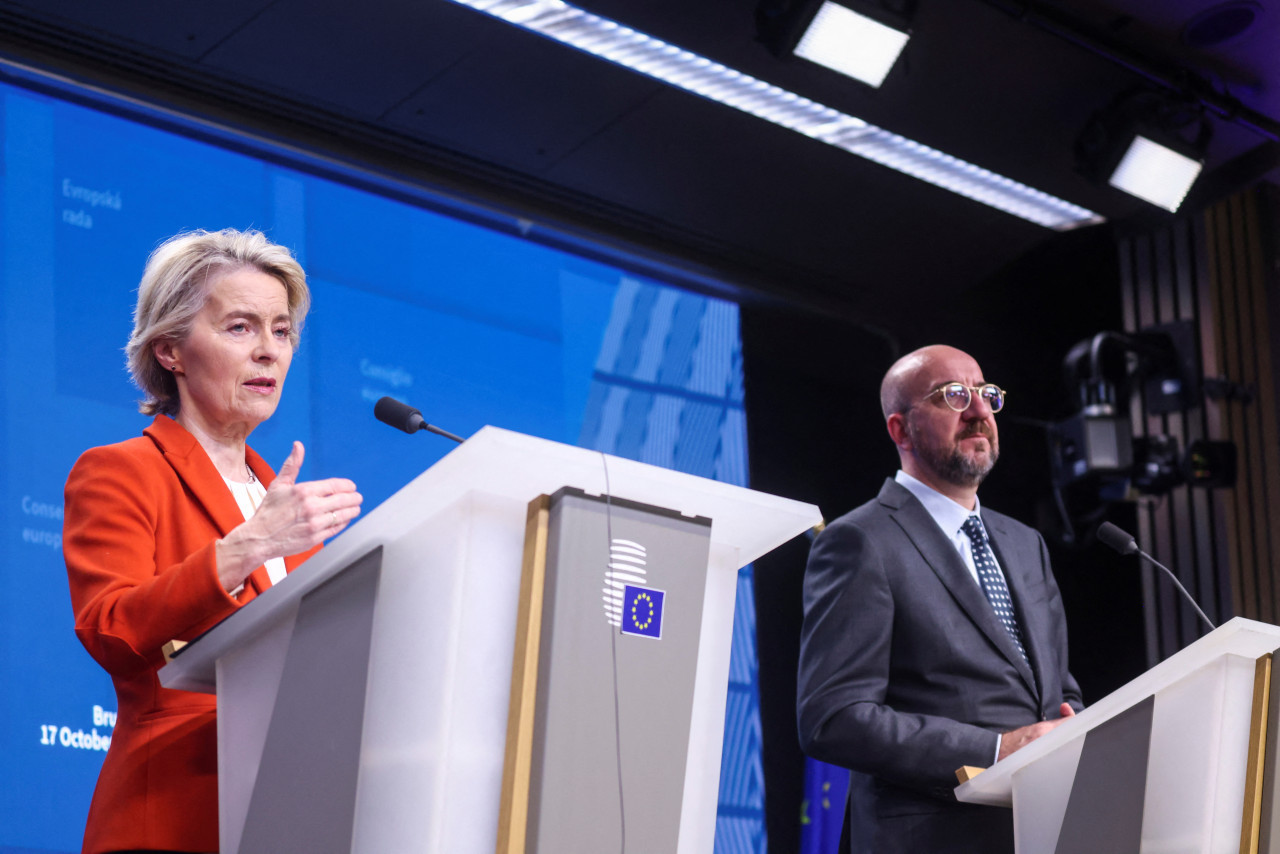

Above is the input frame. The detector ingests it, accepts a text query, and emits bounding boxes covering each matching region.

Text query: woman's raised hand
[215,441,362,592]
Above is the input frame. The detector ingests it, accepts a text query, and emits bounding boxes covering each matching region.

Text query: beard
[907,415,999,488]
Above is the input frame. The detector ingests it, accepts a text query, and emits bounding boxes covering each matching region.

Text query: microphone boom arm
[422,422,465,444]
[1097,521,1216,632]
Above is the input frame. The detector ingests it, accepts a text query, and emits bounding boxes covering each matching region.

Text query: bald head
[880,345,979,421]
[881,345,998,505]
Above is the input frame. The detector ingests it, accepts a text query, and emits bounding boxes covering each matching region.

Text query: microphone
[1096,522,1215,631]
[374,397,465,444]
[1095,521,1138,556]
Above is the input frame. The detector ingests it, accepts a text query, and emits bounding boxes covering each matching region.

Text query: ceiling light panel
[449,0,1104,230]
[794,1,910,88]
[1108,135,1203,213]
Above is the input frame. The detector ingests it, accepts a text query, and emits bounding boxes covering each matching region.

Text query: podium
[159,426,820,854]
[956,618,1280,854]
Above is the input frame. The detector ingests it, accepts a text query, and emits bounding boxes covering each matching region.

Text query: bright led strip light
[450,0,1103,230]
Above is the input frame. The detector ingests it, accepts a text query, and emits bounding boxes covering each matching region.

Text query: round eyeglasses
[922,383,1006,413]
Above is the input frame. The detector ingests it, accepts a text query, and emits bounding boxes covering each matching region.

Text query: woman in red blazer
[63,229,363,854]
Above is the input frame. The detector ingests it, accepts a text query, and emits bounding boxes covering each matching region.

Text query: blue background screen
[0,79,763,852]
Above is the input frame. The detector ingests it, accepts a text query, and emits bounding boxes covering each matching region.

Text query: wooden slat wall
[1119,185,1279,664]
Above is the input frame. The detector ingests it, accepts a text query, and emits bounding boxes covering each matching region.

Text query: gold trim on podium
[1242,653,1272,854]
[497,494,552,854]
[161,639,188,663]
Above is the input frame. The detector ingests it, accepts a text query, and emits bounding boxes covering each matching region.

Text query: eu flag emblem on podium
[621,585,665,639]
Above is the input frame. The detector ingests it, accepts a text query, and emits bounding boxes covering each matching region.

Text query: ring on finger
[329,511,338,527]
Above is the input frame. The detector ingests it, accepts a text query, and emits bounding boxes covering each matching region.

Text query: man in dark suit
[797,344,1083,853]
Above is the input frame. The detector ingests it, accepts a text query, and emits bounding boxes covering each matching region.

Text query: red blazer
[63,415,320,854]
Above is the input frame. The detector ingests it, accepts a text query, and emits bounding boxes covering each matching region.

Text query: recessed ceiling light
[1108,135,1203,212]
[793,2,910,88]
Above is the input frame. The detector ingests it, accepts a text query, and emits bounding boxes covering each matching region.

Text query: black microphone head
[374,396,425,434]
[1096,522,1139,555]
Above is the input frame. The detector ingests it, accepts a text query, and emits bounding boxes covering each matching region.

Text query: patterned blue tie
[962,515,1029,666]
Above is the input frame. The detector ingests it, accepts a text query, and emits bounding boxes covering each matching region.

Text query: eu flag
[620,585,665,639]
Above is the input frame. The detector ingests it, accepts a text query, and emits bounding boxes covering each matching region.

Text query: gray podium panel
[526,488,712,854]
[238,547,382,854]
[1053,695,1153,854]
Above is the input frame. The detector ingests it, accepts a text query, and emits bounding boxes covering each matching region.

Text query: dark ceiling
[0,0,1276,327]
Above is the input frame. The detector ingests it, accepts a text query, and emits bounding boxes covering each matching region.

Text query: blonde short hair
[125,229,310,416]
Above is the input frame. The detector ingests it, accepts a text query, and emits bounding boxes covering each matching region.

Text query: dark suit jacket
[64,415,320,854]
[796,478,1082,852]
